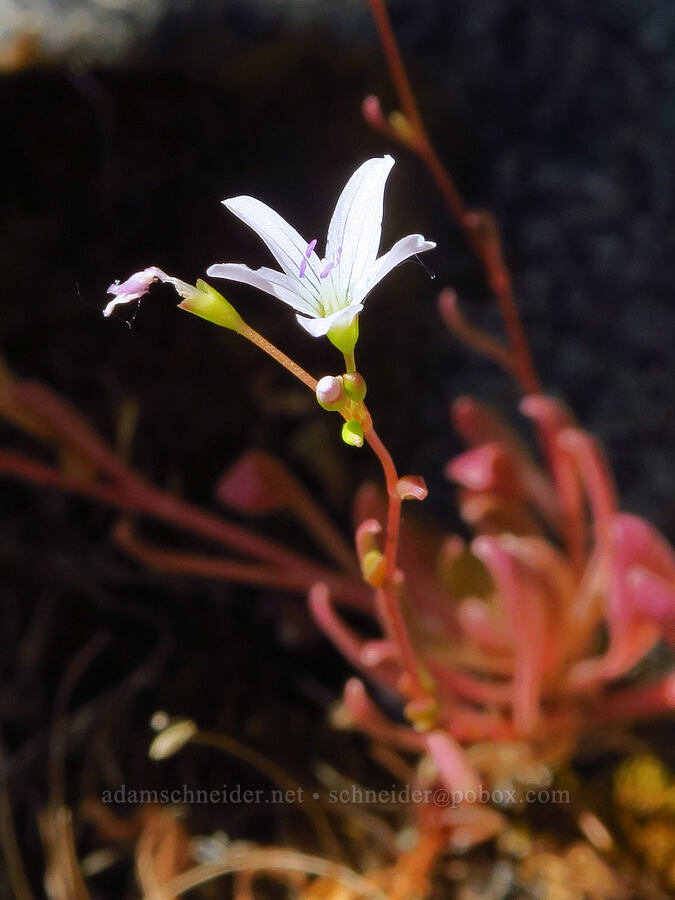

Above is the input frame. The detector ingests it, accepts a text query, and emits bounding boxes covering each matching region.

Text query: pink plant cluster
[308,390,674,834]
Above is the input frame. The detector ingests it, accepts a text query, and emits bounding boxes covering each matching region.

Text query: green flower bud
[342,372,367,402]
[360,549,386,587]
[341,419,364,448]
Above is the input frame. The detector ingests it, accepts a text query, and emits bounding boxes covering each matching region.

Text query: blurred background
[1,0,674,893]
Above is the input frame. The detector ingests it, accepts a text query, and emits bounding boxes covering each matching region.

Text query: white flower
[206,155,435,338]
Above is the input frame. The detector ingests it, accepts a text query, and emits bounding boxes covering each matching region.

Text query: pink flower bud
[315,375,344,409]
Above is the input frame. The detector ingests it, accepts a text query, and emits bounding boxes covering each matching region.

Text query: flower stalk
[365,0,540,396]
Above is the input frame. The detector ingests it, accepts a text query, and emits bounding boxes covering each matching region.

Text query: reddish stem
[438,289,516,374]
[364,425,428,703]
[115,522,369,610]
[366,0,541,396]
[238,324,317,392]
[0,450,370,609]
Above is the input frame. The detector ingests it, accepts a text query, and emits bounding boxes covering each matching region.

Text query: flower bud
[404,697,439,733]
[341,419,364,448]
[149,718,197,760]
[362,94,385,128]
[342,372,367,402]
[360,549,386,587]
[315,375,345,410]
[389,110,417,145]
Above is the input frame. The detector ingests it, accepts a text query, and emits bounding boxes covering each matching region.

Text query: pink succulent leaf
[424,731,482,795]
[520,395,586,576]
[340,679,425,752]
[359,639,398,666]
[557,428,618,529]
[309,584,398,690]
[569,513,674,687]
[451,396,560,525]
[456,597,513,654]
[626,567,675,642]
[355,517,383,559]
[429,664,513,707]
[597,673,675,723]
[445,442,521,496]
[456,488,543,536]
[215,450,293,514]
[472,535,547,735]
[610,514,675,624]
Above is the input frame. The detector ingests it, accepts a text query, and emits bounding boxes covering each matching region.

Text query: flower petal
[223,195,323,288]
[106,266,165,299]
[356,233,436,302]
[206,262,319,315]
[295,301,363,337]
[103,267,199,317]
[325,155,395,299]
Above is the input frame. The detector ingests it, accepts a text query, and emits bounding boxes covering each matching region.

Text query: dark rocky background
[0,0,673,892]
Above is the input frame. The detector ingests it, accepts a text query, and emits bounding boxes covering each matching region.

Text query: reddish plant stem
[238,324,317,392]
[0,450,370,609]
[115,522,368,610]
[364,424,428,703]
[438,289,517,375]
[366,0,541,396]
[367,0,425,136]
[594,675,675,723]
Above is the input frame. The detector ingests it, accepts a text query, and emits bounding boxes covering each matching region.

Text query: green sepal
[328,317,359,354]
[341,419,364,448]
[178,280,245,333]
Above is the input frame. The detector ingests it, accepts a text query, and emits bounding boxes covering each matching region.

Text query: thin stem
[363,424,427,702]
[343,350,356,374]
[114,521,369,610]
[191,731,339,859]
[238,324,317,391]
[0,450,370,608]
[0,736,33,900]
[366,0,541,396]
[139,848,387,900]
[367,0,425,136]
[438,289,516,374]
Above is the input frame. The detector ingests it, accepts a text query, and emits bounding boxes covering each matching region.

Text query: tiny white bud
[316,375,344,410]
[149,718,197,760]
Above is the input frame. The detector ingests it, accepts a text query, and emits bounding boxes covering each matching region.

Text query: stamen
[299,238,318,278]
[320,246,343,279]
